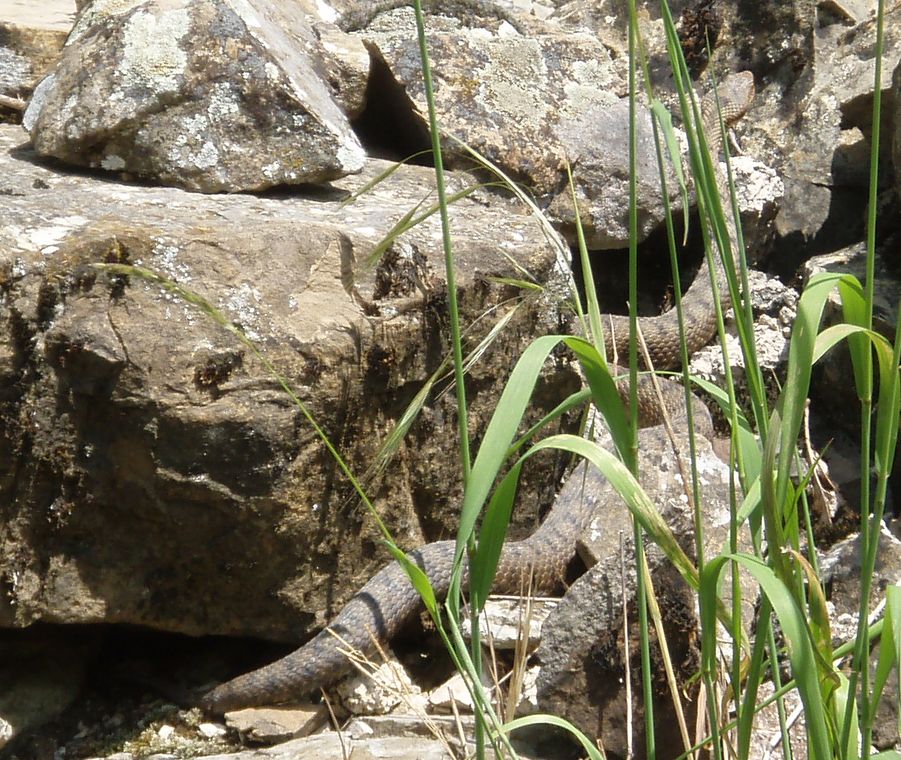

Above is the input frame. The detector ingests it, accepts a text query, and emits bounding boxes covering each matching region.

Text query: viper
[202,72,756,714]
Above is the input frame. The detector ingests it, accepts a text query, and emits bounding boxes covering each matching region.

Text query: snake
[200,72,755,714]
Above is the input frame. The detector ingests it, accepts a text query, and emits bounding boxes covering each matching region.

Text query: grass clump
[96,1,900,758]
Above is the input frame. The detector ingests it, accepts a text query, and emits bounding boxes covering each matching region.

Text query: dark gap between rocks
[1,623,244,758]
[1,617,459,758]
[351,52,433,165]
[570,210,703,322]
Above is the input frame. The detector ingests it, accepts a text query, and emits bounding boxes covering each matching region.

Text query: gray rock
[729,155,784,265]
[355,7,683,249]
[773,5,901,244]
[24,0,364,192]
[689,269,798,391]
[194,734,453,759]
[537,549,698,759]
[345,713,475,742]
[427,671,479,714]
[223,705,327,743]
[335,656,420,715]
[820,0,876,23]
[314,21,372,120]
[349,736,452,760]
[461,596,558,650]
[821,524,901,615]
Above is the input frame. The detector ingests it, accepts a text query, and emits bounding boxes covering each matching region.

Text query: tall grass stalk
[626,3,657,758]
[842,0,888,755]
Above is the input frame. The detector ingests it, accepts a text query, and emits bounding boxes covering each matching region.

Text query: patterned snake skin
[201,72,755,714]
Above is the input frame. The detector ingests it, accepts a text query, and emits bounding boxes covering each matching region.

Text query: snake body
[201,72,755,714]
[604,71,755,369]
[202,497,584,712]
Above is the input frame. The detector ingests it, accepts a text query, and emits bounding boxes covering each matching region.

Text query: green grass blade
[564,337,633,468]
[649,97,690,239]
[526,434,698,588]
[567,163,605,352]
[812,324,900,486]
[873,305,901,506]
[368,298,528,480]
[735,478,762,527]
[458,335,634,614]
[510,388,593,455]
[774,273,863,519]
[700,553,834,760]
[788,548,838,680]
[871,585,901,723]
[454,334,572,572]
[833,671,861,760]
[469,459,523,607]
[836,275,870,393]
[689,374,761,487]
[339,149,434,207]
[449,334,584,627]
[505,714,605,760]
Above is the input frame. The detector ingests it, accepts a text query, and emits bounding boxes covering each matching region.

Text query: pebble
[156,725,175,741]
[197,721,227,738]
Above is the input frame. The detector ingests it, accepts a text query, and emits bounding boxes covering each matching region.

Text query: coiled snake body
[202,72,755,714]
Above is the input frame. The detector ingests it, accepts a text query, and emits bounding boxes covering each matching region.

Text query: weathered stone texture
[0,123,575,643]
[23,0,365,191]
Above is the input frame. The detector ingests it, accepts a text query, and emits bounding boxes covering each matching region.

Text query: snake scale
[201,64,755,713]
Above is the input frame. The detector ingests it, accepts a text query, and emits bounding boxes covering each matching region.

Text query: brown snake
[201,72,755,714]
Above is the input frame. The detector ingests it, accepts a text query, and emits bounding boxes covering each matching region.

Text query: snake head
[717,71,756,125]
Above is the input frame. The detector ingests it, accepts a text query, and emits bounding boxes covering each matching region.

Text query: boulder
[24,0,364,191]
[351,6,683,250]
[0,122,576,644]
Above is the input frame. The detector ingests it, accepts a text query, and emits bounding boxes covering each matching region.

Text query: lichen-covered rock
[353,7,682,249]
[23,0,364,192]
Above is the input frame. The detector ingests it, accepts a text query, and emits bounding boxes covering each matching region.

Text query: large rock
[0,1,73,105]
[351,6,683,250]
[0,122,576,643]
[23,0,365,192]
[768,5,900,251]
